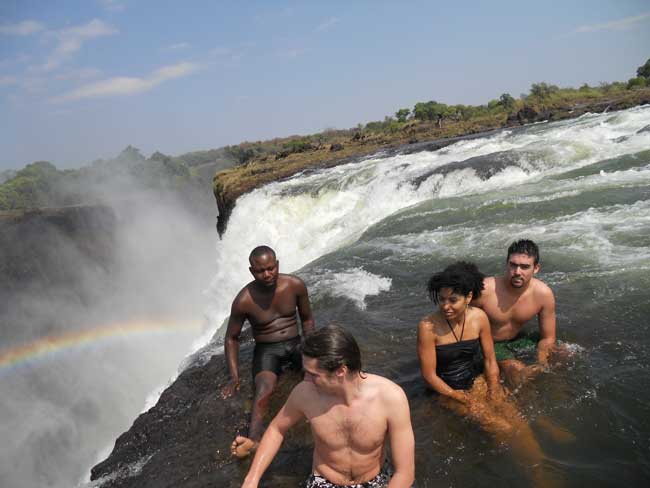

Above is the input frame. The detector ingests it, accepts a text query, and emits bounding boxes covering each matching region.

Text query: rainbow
[0,319,204,372]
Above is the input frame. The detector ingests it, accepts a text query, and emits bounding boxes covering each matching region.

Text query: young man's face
[505,252,539,288]
[302,356,339,392]
[249,253,279,287]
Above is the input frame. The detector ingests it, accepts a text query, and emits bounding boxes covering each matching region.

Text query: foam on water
[199,106,650,347]
[369,198,650,270]
[308,267,392,311]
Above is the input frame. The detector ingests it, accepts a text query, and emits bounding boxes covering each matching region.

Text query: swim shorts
[252,335,302,379]
[493,330,540,361]
[304,471,389,488]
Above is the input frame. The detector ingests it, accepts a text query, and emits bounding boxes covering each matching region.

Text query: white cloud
[52,61,199,102]
[316,17,339,33]
[0,75,18,86]
[39,19,118,72]
[575,12,650,33]
[169,42,190,50]
[0,20,44,36]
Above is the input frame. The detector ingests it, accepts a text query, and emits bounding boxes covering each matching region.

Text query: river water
[203,105,650,486]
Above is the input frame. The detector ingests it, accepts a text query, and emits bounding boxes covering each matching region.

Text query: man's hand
[220,379,240,399]
[521,363,545,382]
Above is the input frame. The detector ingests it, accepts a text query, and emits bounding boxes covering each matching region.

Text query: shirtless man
[221,245,315,458]
[241,324,415,488]
[471,239,556,385]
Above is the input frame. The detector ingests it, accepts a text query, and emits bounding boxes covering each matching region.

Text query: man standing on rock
[471,239,557,385]
[241,324,415,488]
[221,245,315,458]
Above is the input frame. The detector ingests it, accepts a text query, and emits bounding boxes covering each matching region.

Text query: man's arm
[241,385,307,488]
[220,299,246,398]
[386,385,415,488]
[476,309,501,396]
[294,277,315,335]
[536,285,557,365]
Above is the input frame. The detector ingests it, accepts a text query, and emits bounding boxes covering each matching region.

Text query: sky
[1,0,649,171]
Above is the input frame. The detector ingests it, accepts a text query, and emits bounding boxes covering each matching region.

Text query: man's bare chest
[308,405,387,451]
[486,294,540,326]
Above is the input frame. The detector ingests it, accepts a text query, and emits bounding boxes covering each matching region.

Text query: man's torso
[302,375,389,485]
[480,276,543,341]
[239,274,301,343]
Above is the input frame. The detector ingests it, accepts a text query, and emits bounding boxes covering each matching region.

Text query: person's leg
[249,370,279,440]
[231,370,278,458]
[471,377,562,488]
[498,358,529,387]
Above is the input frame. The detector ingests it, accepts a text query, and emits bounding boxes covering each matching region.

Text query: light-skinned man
[471,239,556,385]
[221,245,315,458]
[241,324,415,488]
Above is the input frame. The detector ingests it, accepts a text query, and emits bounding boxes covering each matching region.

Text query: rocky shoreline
[213,88,650,235]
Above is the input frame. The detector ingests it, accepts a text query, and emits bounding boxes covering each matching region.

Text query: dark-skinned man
[220,245,315,458]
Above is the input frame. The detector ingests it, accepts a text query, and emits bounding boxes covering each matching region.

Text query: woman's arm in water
[476,308,501,397]
[241,384,306,488]
[417,318,469,404]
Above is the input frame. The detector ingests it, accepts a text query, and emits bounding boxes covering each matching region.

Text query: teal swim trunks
[493,330,540,361]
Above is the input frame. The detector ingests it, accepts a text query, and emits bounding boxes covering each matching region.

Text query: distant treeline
[2,57,649,211]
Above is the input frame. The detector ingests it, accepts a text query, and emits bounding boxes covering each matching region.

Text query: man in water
[241,324,415,488]
[221,245,315,458]
[471,239,556,385]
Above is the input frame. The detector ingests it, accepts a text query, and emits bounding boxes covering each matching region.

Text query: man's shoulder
[279,273,305,284]
[473,276,496,305]
[290,380,319,403]
[233,283,254,305]
[366,374,407,402]
[278,273,307,291]
[482,276,497,291]
[532,278,555,301]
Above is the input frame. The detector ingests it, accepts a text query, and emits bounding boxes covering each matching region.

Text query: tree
[529,82,559,99]
[498,93,516,110]
[413,101,449,127]
[395,108,410,123]
[627,76,647,89]
[636,58,650,79]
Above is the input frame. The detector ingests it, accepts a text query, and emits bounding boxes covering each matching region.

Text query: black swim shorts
[304,471,389,488]
[252,335,302,379]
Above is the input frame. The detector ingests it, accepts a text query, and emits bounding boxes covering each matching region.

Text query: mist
[0,157,218,488]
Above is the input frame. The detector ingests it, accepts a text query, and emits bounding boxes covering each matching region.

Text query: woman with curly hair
[418,262,553,486]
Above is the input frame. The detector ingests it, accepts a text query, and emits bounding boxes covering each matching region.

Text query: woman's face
[437,287,471,321]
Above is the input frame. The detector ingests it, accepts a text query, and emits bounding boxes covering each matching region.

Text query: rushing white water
[86,104,650,487]
[201,105,650,344]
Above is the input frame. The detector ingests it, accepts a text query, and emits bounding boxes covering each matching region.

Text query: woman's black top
[435,338,482,390]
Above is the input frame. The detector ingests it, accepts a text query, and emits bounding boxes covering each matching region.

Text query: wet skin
[241,358,415,488]
[221,252,315,457]
[471,252,557,383]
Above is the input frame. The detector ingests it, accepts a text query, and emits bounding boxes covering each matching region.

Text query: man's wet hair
[507,239,540,265]
[249,245,276,264]
[427,261,485,304]
[301,324,362,374]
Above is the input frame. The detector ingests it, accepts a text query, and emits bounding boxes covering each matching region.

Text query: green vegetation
[0,146,204,210]
[3,57,650,212]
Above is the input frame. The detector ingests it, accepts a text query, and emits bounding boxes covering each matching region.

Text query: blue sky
[1,1,649,170]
